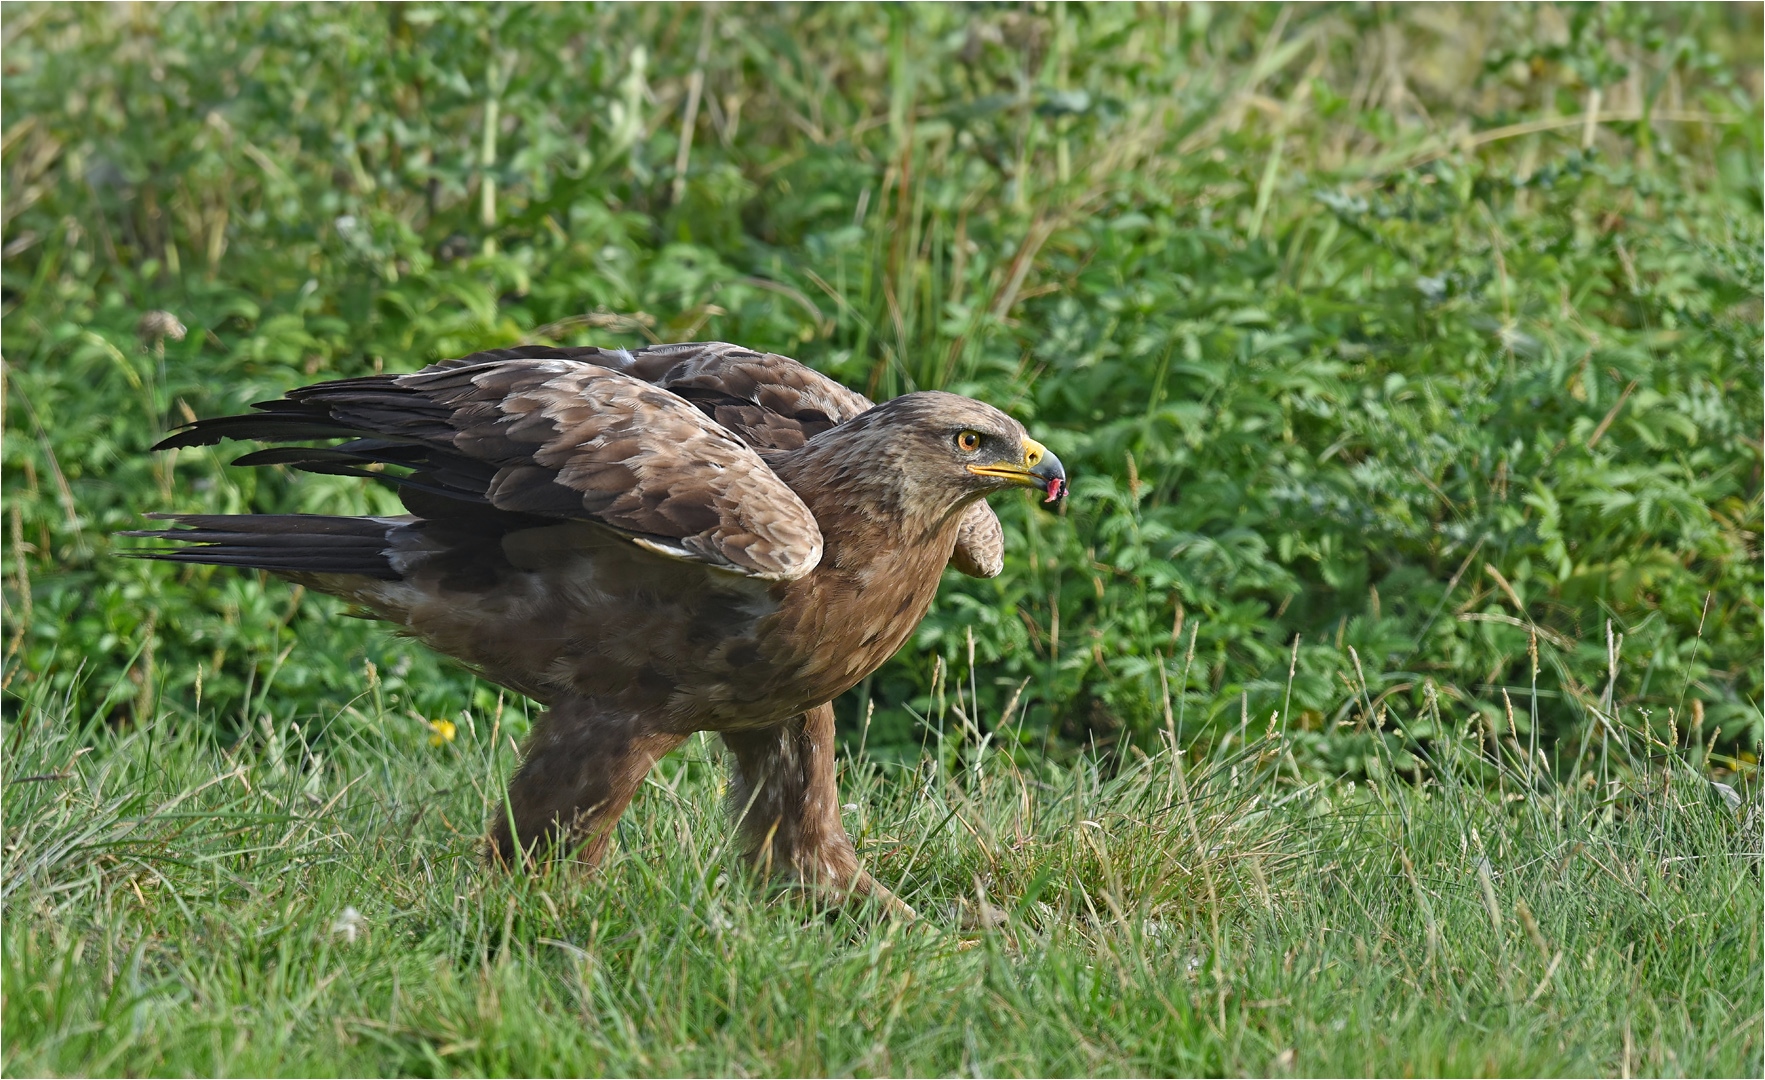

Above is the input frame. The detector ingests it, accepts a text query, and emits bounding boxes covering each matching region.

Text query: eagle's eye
[956,430,982,453]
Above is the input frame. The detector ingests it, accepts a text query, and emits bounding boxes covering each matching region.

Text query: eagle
[128,341,1065,916]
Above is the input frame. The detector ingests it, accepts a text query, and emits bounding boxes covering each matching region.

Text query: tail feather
[152,408,360,450]
[120,514,401,580]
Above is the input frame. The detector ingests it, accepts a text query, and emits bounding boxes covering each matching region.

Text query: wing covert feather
[399,361,823,580]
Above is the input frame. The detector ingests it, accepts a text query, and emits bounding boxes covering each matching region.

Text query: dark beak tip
[1030,450,1067,505]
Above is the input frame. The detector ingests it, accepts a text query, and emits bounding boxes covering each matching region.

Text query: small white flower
[136,310,187,346]
[331,906,364,944]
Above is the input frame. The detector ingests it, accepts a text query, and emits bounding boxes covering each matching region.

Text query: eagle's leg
[721,704,915,919]
[489,700,686,867]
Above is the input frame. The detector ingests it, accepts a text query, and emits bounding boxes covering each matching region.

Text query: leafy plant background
[3,3,1759,771]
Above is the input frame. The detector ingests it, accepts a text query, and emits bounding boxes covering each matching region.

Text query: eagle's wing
[445,343,1007,577]
[156,359,823,581]
[437,342,870,449]
[597,341,878,450]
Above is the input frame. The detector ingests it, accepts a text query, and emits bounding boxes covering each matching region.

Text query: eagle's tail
[120,514,401,580]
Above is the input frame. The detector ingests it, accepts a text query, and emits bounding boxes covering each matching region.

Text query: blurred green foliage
[3,3,1760,766]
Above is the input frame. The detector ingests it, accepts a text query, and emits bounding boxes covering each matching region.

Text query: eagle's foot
[722,705,917,919]
[846,868,918,921]
[758,861,917,922]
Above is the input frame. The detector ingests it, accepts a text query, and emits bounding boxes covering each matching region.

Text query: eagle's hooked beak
[968,436,1067,504]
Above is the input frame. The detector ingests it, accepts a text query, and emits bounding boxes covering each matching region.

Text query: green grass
[3,5,1762,1075]
[4,664,1760,1077]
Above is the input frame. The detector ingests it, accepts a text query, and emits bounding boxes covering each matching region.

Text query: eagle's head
[789,391,1065,527]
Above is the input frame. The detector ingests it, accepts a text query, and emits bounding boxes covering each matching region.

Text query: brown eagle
[129,342,1064,915]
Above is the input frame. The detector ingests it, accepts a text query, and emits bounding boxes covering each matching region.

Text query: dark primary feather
[120,513,402,578]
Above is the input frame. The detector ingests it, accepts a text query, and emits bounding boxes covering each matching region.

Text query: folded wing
[155,359,824,581]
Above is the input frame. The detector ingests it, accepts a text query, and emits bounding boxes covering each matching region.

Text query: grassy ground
[4,666,1760,1077]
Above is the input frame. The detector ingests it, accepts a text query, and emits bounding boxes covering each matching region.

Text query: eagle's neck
[761,437,975,711]
[768,428,972,569]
